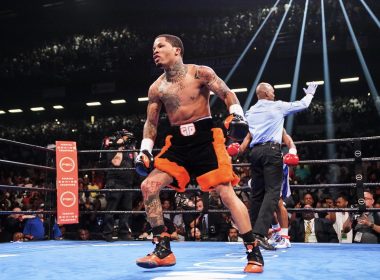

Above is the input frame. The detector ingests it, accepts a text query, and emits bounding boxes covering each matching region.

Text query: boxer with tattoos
[135,34,263,273]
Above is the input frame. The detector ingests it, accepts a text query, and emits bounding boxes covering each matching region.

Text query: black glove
[135,150,154,176]
[224,113,249,142]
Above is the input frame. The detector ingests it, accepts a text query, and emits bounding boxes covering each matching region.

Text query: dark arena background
[0,1,379,279]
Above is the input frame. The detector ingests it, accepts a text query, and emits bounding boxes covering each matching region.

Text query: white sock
[272,223,281,230]
[280,228,288,236]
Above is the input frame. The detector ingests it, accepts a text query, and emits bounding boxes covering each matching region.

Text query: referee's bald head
[256,83,274,100]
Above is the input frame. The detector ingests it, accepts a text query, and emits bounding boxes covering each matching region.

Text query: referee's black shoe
[254,234,276,251]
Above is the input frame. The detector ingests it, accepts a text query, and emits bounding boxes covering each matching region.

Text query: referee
[244,81,318,248]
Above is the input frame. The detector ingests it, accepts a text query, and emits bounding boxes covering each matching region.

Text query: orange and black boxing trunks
[154,118,239,192]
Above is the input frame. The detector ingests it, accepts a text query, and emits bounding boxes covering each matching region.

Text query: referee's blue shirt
[245,94,313,147]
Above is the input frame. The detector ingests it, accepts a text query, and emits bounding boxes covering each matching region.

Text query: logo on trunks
[60,191,76,208]
[180,123,196,136]
[59,157,75,173]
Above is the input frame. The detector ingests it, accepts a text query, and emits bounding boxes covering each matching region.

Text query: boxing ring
[1,241,379,280]
[1,136,380,280]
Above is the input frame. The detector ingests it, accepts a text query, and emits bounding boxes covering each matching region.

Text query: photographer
[102,130,136,242]
[348,191,380,243]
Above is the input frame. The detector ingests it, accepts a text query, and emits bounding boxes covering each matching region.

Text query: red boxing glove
[283,153,299,166]
[227,142,240,156]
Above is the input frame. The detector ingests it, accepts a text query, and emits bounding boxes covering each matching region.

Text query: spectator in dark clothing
[183,198,229,241]
[1,207,30,242]
[289,204,338,243]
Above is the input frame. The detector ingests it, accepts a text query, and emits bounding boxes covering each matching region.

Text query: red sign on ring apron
[56,141,79,225]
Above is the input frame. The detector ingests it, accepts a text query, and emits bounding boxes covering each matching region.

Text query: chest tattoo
[158,64,189,112]
[160,89,181,112]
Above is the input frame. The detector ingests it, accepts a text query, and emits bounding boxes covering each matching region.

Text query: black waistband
[170,118,214,136]
[253,141,281,148]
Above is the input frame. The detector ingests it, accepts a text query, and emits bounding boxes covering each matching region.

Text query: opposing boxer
[134,34,263,273]
[269,129,298,249]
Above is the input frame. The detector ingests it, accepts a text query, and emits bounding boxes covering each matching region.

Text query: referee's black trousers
[103,180,132,236]
[249,143,283,237]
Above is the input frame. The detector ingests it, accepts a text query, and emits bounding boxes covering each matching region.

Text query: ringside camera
[103,129,136,149]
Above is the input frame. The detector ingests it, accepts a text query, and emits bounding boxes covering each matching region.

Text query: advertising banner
[56,141,79,224]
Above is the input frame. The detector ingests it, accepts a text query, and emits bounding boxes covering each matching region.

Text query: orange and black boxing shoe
[136,232,176,269]
[244,240,264,273]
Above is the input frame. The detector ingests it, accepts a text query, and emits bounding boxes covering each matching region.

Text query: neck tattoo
[165,63,187,83]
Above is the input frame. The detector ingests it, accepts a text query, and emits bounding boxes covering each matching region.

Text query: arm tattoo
[195,66,217,84]
[144,120,157,140]
[194,67,200,79]
[212,78,229,99]
[196,66,230,100]
[143,97,161,139]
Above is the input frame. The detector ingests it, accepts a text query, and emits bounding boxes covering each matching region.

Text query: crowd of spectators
[1,164,379,242]
[0,0,376,80]
[0,27,145,80]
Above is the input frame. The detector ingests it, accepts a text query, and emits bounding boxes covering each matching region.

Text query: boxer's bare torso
[143,35,238,140]
[151,63,213,125]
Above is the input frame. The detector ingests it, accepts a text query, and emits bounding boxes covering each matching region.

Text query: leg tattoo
[143,180,164,227]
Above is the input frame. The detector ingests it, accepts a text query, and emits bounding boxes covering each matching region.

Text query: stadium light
[231,88,248,93]
[211,0,281,107]
[306,81,324,85]
[9,109,23,113]
[111,99,126,104]
[86,102,101,107]
[209,89,247,95]
[274,84,291,89]
[138,97,149,102]
[340,77,359,83]
[339,0,380,116]
[286,0,309,135]
[359,0,380,29]
[30,107,45,112]
[53,105,64,109]
[321,0,336,159]
[243,0,292,112]
[0,110,6,114]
